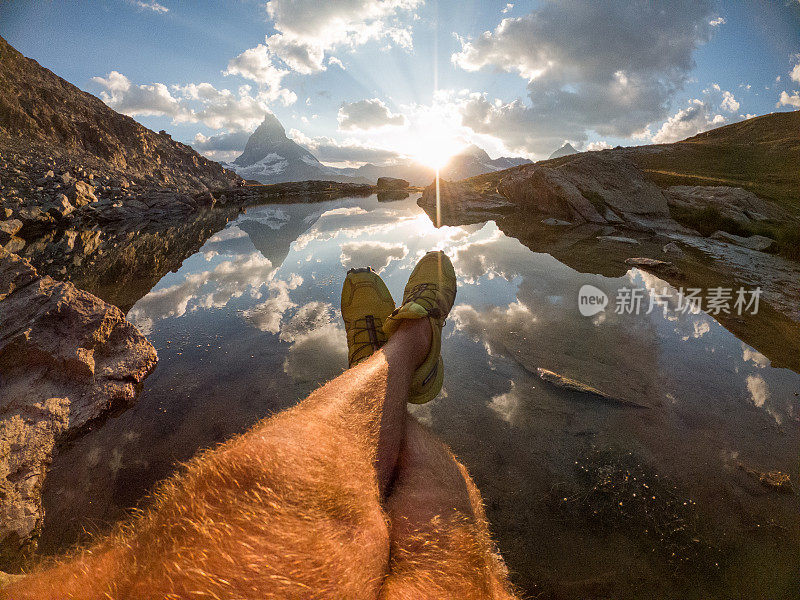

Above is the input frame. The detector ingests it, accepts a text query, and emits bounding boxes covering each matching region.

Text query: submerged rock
[0,249,158,567]
[536,368,648,408]
[624,257,682,278]
[662,241,684,256]
[597,235,640,245]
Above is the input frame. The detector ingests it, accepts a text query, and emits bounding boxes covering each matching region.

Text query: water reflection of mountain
[235,203,330,271]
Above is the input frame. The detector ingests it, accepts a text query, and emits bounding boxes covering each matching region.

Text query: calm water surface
[42,194,800,598]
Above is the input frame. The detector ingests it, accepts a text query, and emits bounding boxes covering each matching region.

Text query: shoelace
[405,283,444,319]
[348,315,386,365]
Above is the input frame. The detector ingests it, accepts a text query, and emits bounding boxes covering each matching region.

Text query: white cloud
[451,0,714,155]
[92,71,188,118]
[259,0,422,74]
[93,73,283,131]
[586,141,613,151]
[328,56,346,70]
[222,44,297,105]
[651,99,726,144]
[130,0,168,13]
[338,98,407,130]
[791,61,800,84]
[721,90,740,112]
[288,129,403,165]
[778,90,800,108]
[709,16,725,26]
[501,3,513,14]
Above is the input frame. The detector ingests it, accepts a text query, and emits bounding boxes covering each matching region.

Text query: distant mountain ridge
[226,115,531,186]
[0,35,240,192]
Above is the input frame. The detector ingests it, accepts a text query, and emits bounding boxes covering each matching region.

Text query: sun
[411,136,465,169]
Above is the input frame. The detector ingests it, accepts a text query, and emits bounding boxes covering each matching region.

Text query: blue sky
[1,0,799,165]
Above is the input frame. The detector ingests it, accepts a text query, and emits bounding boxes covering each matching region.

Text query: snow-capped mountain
[224,114,530,186]
[226,115,371,184]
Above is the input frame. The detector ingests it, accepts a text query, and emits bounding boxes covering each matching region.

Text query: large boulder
[668,186,791,224]
[0,249,158,568]
[497,153,673,229]
[376,176,409,190]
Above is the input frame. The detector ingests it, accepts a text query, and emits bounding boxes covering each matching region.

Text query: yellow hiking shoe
[341,267,396,368]
[384,251,457,404]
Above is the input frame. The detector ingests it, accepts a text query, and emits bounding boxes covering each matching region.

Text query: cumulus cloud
[651,99,725,143]
[262,0,422,74]
[791,59,800,84]
[778,90,800,108]
[650,99,725,143]
[92,71,187,119]
[222,44,297,105]
[337,98,407,130]
[288,129,402,165]
[92,73,282,131]
[709,16,725,26]
[586,141,613,151]
[452,0,714,155]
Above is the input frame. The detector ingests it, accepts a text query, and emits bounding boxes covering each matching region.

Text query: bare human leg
[380,416,520,600]
[2,319,430,600]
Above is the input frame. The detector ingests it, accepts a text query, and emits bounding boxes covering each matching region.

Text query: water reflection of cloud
[280,302,347,381]
[128,253,276,334]
[243,274,303,334]
[742,344,769,368]
[340,241,408,273]
[489,381,520,424]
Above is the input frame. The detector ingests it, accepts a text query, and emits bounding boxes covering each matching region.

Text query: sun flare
[411,136,465,169]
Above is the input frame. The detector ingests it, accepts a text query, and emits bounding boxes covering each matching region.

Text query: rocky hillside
[0,36,240,193]
[631,110,800,209]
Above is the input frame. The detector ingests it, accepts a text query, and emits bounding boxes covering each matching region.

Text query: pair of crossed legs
[3,303,517,600]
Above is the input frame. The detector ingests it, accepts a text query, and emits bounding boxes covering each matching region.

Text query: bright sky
[1,0,799,166]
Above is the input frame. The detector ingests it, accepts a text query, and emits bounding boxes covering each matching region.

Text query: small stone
[662,242,684,256]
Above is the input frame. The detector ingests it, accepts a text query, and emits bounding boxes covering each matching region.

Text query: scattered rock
[0,219,23,244]
[536,368,648,408]
[662,241,684,256]
[66,180,98,207]
[2,237,25,254]
[542,218,573,226]
[710,230,777,252]
[376,176,410,190]
[597,235,640,245]
[624,257,682,278]
[0,249,158,566]
[46,194,74,219]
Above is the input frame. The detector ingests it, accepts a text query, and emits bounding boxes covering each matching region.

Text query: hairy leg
[381,416,519,600]
[3,319,431,600]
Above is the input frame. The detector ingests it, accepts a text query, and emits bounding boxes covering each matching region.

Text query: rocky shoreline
[0,249,158,568]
